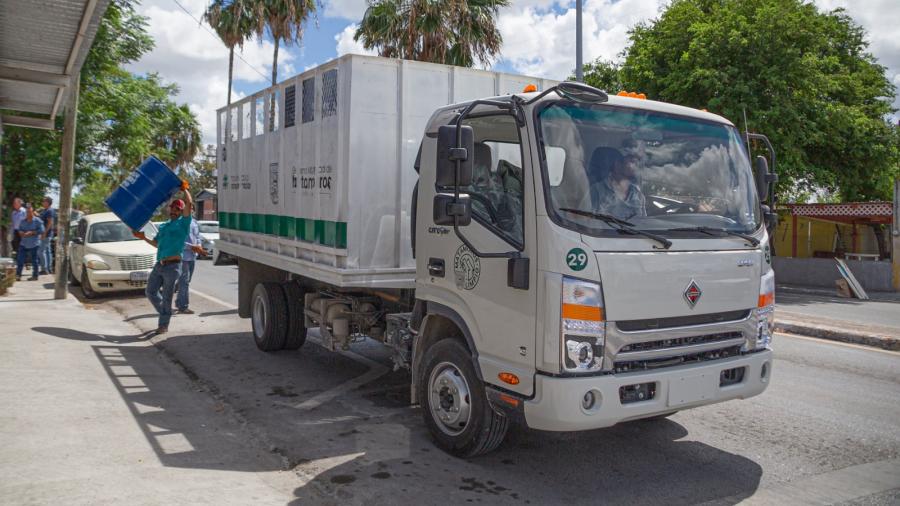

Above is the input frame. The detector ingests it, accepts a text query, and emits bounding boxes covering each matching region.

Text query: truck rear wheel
[418,339,508,457]
[281,281,307,350]
[251,282,287,351]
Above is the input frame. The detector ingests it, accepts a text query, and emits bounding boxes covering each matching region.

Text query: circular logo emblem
[566,248,588,271]
[453,245,481,290]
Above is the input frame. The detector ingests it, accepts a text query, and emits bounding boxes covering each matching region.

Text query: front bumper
[87,269,151,292]
[523,349,772,431]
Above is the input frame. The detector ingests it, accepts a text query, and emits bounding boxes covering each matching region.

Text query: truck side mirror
[435,125,474,187]
[754,156,770,202]
[433,193,472,226]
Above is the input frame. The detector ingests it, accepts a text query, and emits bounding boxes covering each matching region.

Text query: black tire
[281,281,307,350]
[81,269,97,299]
[418,339,508,457]
[67,260,80,286]
[250,282,288,351]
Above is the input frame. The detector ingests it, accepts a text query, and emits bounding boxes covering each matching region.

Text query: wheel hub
[252,296,266,338]
[428,362,472,436]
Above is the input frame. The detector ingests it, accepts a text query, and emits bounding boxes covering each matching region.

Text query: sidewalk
[0,280,295,505]
[776,285,900,351]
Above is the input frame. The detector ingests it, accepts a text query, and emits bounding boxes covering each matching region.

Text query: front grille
[118,255,154,271]
[127,280,147,288]
[614,345,742,373]
[619,331,743,353]
[616,310,750,332]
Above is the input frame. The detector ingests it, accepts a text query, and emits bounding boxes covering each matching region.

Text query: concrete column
[54,74,80,300]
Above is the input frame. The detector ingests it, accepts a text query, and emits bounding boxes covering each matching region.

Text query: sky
[128,0,900,146]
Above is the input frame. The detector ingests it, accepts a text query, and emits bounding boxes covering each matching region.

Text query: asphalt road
[776,287,900,331]
[89,260,900,505]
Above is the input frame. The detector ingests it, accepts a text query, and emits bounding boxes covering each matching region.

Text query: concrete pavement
[0,279,298,504]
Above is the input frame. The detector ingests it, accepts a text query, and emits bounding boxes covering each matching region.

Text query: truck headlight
[754,269,775,349]
[561,276,605,373]
[86,259,110,270]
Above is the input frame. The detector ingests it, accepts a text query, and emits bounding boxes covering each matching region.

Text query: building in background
[195,188,217,221]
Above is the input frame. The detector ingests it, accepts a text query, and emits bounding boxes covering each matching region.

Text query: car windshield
[88,221,156,243]
[199,223,219,234]
[537,102,760,234]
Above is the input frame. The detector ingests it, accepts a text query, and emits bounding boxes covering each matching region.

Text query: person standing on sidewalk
[9,198,25,256]
[133,187,193,335]
[15,204,44,281]
[38,197,57,274]
[175,218,203,314]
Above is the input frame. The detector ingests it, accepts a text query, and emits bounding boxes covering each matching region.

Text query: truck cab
[411,83,774,452]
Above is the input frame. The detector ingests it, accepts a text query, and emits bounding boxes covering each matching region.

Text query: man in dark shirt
[38,196,57,274]
[16,204,44,281]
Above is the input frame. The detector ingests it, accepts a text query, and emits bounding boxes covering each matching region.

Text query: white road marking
[776,332,900,356]
[190,288,391,411]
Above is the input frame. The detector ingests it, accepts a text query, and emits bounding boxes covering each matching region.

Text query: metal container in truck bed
[215,54,557,288]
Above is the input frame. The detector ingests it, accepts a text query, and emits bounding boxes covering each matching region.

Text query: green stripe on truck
[220,212,347,249]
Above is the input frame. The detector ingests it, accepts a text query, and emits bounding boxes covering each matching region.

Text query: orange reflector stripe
[758,292,774,307]
[498,372,520,385]
[498,393,520,407]
[561,303,603,321]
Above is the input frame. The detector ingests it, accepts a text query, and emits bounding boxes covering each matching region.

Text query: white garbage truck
[215,54,777,457]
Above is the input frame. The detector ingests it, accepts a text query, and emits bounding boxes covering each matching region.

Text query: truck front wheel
[250,282,288,351]
[418,339,508,457]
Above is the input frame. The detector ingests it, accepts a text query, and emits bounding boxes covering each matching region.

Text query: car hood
[85,240,156,258]
[200,233,219,241]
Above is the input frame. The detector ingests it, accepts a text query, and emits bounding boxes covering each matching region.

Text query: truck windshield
[536,102,760,236]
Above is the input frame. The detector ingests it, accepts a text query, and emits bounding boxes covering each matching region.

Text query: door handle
[428,258,445,277]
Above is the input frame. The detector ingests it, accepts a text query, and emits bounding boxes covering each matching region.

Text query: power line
[170,0,271,81]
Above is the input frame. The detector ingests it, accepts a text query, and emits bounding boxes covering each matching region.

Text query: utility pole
[54,74,80,300]
[892,178,899,291]
[575,0,583,82]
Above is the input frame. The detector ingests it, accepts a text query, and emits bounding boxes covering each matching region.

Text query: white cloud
[324,0,368,20]
[335,24,378,56]
[127,0,294,145]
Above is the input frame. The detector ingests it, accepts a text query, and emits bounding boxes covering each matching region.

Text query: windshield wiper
[668,226,760,246]
[559,208,672,249]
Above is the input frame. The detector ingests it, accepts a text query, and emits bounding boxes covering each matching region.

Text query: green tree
[578,59,624,93]
[253,0,317,87]
[354,0,509,67]
[204,0,256,106]
[617,0,898,201]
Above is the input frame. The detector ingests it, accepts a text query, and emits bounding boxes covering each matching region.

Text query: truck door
[418,112,537,396]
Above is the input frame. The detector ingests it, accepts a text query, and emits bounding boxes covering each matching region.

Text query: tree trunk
[227,46,234,106]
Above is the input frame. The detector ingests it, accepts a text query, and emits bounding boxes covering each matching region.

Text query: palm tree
[354,0,508,67]
[204,0,255,107]
[156,104,202,172]
[254,0,317,87]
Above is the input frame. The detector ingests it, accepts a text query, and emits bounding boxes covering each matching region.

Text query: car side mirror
[754,156,770,201]
[435,125,474,187]
[72,236,83,245]
[433,193,471,226]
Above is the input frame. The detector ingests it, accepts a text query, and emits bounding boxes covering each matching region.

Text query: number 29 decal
[566,248,588,271]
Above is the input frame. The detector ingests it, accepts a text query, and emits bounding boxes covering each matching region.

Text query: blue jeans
[16,245,39,278]
[39,236,53,272]
[145,262,181,328]
[176,260,195,311]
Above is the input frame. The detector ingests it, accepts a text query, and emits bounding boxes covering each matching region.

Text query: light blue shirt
[18,216,44,249]
[11,207,25,231]
[182,219,200,262]
[155,215,192,262]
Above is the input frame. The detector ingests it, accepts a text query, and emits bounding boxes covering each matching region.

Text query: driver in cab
[582,147,646,221]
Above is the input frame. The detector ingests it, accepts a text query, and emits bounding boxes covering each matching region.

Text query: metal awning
[785,202,893,224]
[0,0,110,130]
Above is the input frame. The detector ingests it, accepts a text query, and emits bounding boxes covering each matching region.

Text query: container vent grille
[284,85,296,127]
[302,77,315,123]
[322,69,338,117]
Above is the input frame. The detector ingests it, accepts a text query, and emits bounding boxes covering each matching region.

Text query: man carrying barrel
[133,184,193,335]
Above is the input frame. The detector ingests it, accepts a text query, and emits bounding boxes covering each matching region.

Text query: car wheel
[67,260,80,286]
[81,269,97,299]
[250,282,287,351]
[418,339,509,457]
[281,281,307,350]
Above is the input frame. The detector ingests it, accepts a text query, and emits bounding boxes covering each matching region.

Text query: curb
[774,320,900,352]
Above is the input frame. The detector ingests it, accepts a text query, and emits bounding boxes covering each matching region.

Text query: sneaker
[28,276,39,281]
[15,275,21,281]
[40,270,49,275]
[178,308,195,314]
[155,326,168,335]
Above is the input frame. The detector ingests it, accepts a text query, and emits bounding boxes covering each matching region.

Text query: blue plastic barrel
[105,156,182,230]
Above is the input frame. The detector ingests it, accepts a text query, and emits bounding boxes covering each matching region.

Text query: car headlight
[754,269,775,349]
[561,276,605,373]
[86,259,110,270]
